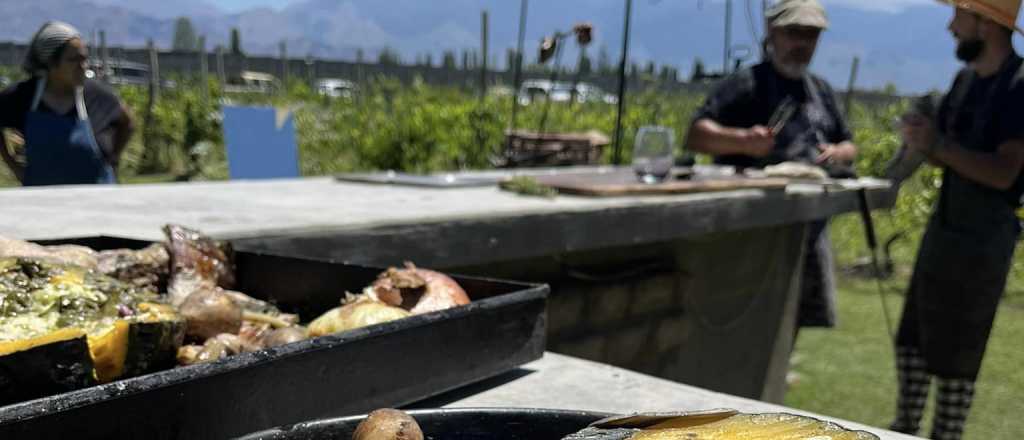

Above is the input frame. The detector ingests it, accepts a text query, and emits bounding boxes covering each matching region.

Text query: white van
[316,78,356,99]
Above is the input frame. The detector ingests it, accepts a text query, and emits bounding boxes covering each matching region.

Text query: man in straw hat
[891,1,1024,438]
[686,0,857,341]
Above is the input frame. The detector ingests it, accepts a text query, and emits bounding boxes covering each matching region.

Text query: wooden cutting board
[517,172,789,197]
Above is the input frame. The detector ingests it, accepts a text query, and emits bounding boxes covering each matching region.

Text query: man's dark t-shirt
[937,54,1024,206]
[692,61,852,170]
[0,78,124,162]
[694,61,850,328]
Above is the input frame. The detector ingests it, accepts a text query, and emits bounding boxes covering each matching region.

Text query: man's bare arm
[685,118,775,158]
[933,138,1024,190]
[109,101,135,167]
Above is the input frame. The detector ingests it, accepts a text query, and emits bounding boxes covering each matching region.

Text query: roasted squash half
[2,258,186,398]
[0,328,95,406]
[0,304,185,406]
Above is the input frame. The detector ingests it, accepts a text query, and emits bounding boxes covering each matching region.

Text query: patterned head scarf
[23,21,82,76]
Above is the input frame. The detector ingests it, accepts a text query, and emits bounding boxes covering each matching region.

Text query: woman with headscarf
[0,21,134,186]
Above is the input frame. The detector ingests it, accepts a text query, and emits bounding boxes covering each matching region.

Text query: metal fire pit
[0,237,548,440]
[236,407,611,440]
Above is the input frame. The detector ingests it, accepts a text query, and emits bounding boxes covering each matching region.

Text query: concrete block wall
[537,223,807,402]
[546,272,686,377]
[548,273,686,376]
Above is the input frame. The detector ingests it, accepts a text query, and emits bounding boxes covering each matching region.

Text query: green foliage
[578,53,593,76]
[597,45,613,75]
[442,51,457,70]
[293,78,503,174]
[378,48,402,66]
[172,17,198,52]
[115,77,223,178]
[229,28,243,56]
[691,58,707,81]
[501,176,558,198]
[505,49,517,73]
[105,77,701,178]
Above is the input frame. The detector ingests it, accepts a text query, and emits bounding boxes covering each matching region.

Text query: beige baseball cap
[766,0,829,29]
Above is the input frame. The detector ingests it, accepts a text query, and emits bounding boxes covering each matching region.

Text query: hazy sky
[210,0,299,12]
[67,0,1021,92]
[824,0,933,13]
[208,0,938,15]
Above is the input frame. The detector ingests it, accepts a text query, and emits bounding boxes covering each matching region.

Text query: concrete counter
[0,175,891,255]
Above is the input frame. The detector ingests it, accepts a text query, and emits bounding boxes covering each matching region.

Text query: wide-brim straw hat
[938,0,1023,34]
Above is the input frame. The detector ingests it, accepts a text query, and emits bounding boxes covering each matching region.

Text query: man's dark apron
[897,57,1023,380]
[23,78,115,186]
[765,76,840,328]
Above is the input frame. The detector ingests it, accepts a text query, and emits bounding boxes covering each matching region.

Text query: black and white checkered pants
[890,345,976,440]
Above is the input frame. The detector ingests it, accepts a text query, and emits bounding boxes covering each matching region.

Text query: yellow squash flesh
[88,321,130,383]
[632,413,877,440]
[0,327,86,356]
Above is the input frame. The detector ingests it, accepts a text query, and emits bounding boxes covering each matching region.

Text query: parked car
[86,60,176,88]
[316,78,356,99]
[575,83,618,105]
[518,80,616,105]
[224,71,280,94]
[518,79,554,105]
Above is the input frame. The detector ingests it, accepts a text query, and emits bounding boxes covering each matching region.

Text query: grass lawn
[785,275,1024,439]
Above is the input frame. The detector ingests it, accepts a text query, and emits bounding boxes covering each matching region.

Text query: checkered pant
[890,346,976,440]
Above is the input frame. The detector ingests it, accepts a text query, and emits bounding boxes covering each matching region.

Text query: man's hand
[0,131,24,184]
[901,113,939,157]
[816,142,857,164]
[742,125,776,157]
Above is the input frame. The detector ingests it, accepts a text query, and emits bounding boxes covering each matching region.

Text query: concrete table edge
[441,352,923,440]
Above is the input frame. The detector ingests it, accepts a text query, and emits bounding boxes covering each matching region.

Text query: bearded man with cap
[0,21,134,186]
[889,1,1024,438]
[686,0,857,333]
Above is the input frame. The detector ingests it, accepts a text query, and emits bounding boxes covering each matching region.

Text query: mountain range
[0,0,1019,93]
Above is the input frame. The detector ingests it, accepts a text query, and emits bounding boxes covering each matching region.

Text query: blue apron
[23,78,115,186]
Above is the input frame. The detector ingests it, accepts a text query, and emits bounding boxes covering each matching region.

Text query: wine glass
[632,126,675,184]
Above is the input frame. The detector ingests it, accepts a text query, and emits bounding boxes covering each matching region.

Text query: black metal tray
[0,237,548,440]
[236,407,611,440]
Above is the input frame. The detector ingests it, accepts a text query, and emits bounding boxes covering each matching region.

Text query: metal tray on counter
[0,237,548,440]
